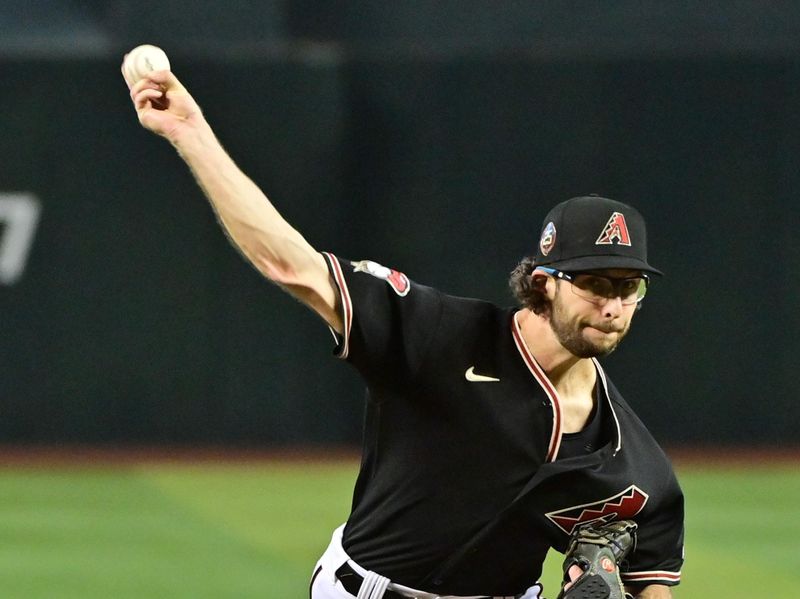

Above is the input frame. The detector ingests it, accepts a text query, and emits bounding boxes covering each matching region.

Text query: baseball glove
[556,519,638,599]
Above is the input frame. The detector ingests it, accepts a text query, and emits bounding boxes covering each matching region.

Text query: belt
[335,562,406,599]
[334,563,504,599]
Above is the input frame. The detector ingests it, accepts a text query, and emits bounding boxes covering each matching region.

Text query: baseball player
[125,68,684,599]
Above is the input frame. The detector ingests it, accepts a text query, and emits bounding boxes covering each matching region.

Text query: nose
[601,295,624,318]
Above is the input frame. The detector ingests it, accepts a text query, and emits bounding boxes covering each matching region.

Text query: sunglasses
[536,266,649,306]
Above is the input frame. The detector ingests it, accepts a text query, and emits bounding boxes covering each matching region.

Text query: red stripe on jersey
[622,571,682,583]
[322,252,353,360]
[511,312,562,462]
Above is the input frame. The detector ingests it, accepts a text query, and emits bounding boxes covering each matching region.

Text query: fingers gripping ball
[123,44,170,84]
[556,520,638,599]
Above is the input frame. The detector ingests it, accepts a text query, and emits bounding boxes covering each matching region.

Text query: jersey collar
[511,311,623,460]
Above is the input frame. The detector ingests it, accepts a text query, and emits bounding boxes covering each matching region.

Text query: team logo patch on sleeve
[352,260,410,296]
[546,485,649,535]
[596,211,632,246]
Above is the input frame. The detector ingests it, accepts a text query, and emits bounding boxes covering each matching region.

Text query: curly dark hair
[509,256,552,316]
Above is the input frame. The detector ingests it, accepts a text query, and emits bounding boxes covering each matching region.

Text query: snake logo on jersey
[546,485,649,535]
[352,259,410,296]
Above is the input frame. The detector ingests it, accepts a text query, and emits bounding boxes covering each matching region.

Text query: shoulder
[436,292,512,335]
[328,252,508,324]
[600,369,680,478]
[420,296,517,371]
[600,373,645,423]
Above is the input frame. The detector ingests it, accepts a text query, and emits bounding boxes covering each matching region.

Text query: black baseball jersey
[322,253,684,597]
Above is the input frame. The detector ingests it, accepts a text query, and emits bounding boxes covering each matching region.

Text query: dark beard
[550,295,627,358]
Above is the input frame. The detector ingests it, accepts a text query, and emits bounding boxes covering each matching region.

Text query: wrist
[170,118,215,157]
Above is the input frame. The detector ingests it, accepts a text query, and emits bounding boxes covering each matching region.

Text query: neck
[515,308,595,386]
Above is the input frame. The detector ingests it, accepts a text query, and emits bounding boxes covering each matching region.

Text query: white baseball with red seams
[122,44,170,84]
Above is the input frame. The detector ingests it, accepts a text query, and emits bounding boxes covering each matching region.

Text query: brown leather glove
[556,520,638,599]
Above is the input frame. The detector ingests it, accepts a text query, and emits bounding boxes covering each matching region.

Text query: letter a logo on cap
[596,212,632,246]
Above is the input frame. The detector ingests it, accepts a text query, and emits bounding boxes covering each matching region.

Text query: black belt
[334,562,503,599]
[335,562,407,599]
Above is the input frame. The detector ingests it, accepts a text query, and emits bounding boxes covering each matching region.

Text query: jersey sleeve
[621,478,684,587]
[322,252,443,385]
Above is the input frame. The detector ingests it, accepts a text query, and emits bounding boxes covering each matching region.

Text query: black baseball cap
[534,195,663,275]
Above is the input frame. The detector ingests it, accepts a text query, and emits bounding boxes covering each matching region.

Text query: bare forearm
[173,122,316,282]
[126,69,341,329]
[169,121,340,329]
[628,584,672,598]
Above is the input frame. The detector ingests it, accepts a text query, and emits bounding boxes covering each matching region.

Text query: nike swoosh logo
[465,366,500,382]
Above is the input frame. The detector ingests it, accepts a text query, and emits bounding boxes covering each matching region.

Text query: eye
[575,275,608,295]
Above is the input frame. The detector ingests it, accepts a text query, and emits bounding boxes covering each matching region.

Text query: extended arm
[626,584,672,598]
[124,68,342,332]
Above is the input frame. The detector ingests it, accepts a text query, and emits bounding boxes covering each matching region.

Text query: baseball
[123,44,170,84]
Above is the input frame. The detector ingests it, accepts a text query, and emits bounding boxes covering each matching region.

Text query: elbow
[232,229,320,289]
[234,236,299,285]
[259,257,299,285]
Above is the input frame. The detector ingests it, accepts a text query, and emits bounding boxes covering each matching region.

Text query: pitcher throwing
[123,60,683,599]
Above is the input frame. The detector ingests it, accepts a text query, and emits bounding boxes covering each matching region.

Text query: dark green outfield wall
[1,54,797,445]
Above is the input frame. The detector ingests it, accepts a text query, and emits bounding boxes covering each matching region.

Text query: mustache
[583,323,625,334]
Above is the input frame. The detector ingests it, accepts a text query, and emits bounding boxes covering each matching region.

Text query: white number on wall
[0,193,42,285]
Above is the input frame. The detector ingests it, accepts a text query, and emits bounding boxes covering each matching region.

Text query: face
[546,269,640,358]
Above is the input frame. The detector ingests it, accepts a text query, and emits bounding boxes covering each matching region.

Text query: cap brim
[542,255,664,276]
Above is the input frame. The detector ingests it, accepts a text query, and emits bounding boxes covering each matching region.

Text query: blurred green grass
[0,459,797,598]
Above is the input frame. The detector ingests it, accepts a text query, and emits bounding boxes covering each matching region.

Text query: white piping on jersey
[511,311,563,462]
[322,252,353,360]
[592,359,623,455]
[622,570,682,584]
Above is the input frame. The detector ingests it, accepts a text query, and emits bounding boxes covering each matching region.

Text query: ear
[531,272,548,289]
[531,268,556,299]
